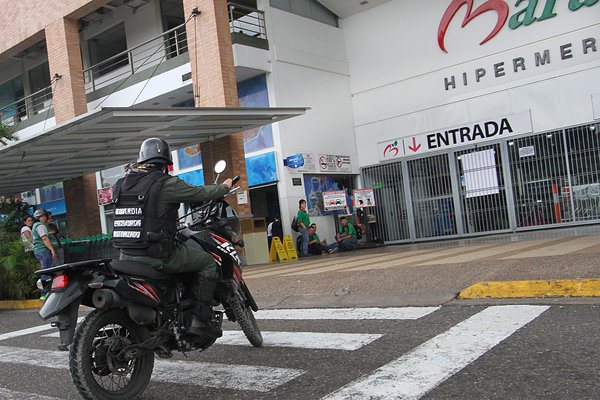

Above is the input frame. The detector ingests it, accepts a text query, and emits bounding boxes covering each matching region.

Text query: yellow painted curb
[458,279,600,299]
[0,299,43,310]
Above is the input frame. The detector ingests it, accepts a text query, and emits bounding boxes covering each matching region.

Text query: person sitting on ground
[336,216,358,251]
[307,224,337,255]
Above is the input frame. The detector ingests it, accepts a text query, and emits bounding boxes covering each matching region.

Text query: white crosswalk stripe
[0,305,551,399]
[0,345,304,392]
[322,305,550,400]
[253,307,439,320]
[0,387,64,400]
[221,330,383,350]
[43,330,383,350]
[0,317,84,342]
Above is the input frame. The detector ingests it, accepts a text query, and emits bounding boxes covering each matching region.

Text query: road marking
[254,307,439,320]
[0,317,84,342]
[0,387,64,400]
[42,330,383,350]
[0,345,303,392]
[221,331,383,350]
[322,305,549,400]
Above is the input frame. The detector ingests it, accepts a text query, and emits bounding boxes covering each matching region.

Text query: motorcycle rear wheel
[69,309,154,400]
[229,293,263,347]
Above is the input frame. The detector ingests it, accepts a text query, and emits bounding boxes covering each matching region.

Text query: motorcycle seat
[110,260,173,280]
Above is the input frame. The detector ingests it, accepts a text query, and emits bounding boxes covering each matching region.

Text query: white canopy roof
[0,106,307,194]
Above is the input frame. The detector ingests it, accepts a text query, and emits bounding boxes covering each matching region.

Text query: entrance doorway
[455,144,509,233]
[408,154,456,238]
[249,183,280,221]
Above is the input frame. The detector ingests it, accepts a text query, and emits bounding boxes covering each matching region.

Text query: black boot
[188,304,222,338]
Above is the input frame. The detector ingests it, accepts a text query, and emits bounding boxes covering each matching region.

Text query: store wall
[266,7,357,242]
[341,0,600,166]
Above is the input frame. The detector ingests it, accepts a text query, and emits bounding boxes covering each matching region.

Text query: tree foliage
[0,201,38,300]
[0,121,18,146]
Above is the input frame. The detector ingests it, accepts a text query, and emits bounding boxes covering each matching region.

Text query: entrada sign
[438,0,598,53]
[377,111,533,161]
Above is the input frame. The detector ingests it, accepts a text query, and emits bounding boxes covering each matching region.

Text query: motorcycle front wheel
[69,309,154,400]
[229,292,263,347]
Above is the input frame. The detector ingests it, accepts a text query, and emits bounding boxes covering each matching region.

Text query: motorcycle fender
[54,301,80,351]
[127,305,156,325]
[39,281,84,320]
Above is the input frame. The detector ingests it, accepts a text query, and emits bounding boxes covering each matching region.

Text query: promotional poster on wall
[304,175,354,216]
[353,188,376,208]
[323,191,347,211]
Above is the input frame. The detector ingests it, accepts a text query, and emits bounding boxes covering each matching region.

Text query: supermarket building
[0,0,599,247]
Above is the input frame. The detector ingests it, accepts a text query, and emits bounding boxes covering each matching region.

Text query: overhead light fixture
[360,1,369,5]
[508,141,514,146]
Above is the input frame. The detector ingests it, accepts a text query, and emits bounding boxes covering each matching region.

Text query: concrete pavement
[2,225,600,310]
[245,225,600,307]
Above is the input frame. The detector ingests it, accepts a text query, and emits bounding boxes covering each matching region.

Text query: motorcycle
[36,161,262,400]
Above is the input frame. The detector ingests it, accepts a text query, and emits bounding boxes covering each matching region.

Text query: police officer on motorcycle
[112,137,232,339]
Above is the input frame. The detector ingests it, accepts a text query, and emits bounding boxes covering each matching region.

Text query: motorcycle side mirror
[214,160,227,174]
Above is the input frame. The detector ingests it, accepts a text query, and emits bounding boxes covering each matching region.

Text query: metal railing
[83,22,188,93]
[228,2,267,40]
[0,85,53,126]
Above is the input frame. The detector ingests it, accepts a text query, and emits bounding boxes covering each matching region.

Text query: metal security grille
[408,154,456,238]
[362,162,409,242]
[508,130,568,227]
[361,121,600,243]
[564,123,600,222]
[455,144,509,233]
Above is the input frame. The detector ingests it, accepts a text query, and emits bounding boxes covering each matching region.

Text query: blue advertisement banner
[38,199,67,216]
[246,151,278,187]
[238,74,274,153]
[178,169,205,187]
[177,145,203,170]
[285,154,305,168]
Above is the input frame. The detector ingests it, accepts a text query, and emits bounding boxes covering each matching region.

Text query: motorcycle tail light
[51,274,69,290]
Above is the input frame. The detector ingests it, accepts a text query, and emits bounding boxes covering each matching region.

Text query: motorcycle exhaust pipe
[92,289,125,309]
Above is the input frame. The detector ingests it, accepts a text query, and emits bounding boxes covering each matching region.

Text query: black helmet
[137,138,173,165]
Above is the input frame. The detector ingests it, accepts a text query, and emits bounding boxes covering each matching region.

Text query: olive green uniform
[120,177,230,302]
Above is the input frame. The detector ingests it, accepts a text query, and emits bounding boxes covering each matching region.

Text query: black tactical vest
[111,171,178,258]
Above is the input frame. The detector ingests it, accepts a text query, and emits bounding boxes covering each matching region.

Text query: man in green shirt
[308,223,337,255]
[297,199,311,256]
[336,216,358,251]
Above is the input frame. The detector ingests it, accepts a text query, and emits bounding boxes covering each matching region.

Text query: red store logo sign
[438,0,598,53]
